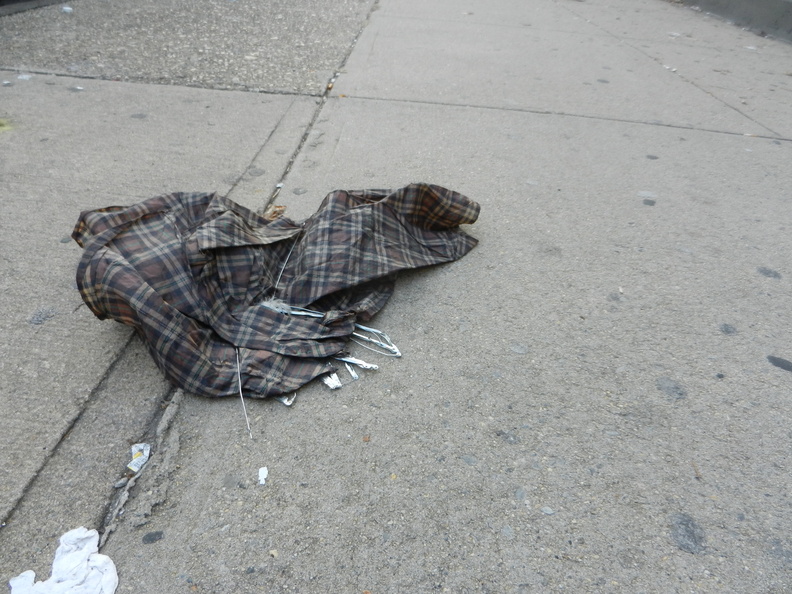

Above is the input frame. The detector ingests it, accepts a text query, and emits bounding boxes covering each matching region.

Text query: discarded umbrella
[72,183,480,399]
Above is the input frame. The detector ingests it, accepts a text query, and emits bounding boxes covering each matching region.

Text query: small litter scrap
[72,184,479,398]
[126,443,151,473]
[9,527,118,594]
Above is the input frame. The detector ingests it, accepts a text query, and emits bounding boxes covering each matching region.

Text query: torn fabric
[72,183,480,398]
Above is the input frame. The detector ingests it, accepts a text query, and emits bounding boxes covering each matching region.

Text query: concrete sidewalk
[2,0,792,591]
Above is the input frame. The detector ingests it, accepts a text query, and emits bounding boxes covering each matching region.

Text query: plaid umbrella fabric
[72,183,480,398]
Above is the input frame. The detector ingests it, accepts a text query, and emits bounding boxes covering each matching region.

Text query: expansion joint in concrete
[0,330,136,528]
[264,0,381,208]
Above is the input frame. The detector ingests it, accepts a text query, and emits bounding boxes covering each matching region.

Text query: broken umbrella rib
[344,362,359,380]
[335,355,378,370]
[259,301,401,357]
[273,231,301,292]
[350,323,401,358]
[235,348,254,439]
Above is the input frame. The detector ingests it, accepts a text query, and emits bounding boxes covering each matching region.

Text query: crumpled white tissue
[8,527,118,594]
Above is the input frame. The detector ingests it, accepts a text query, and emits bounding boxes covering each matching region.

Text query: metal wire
[259,302,401,357]
[235,348,254,440]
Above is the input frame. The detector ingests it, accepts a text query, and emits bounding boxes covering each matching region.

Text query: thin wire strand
[273,235,299,293]
[235,348,253,440]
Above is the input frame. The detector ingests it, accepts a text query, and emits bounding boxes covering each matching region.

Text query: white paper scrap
[9,527,118,594]
[127,443,151,473]
[321,373,342,390]
[258,467,269,485]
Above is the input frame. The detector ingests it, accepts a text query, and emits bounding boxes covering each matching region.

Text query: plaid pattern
[72,184,480,398]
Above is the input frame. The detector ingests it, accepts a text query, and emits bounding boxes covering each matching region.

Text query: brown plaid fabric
[72,183,480,398]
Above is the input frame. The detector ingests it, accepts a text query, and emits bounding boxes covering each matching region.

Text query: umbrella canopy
[72,183,480,398]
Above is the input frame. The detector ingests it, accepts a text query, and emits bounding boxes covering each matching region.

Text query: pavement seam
[97,1,384,544]
[265,0,382,207]
[99,388,183,549]
[559,1,785,138]
[224,94,303,206]
[619,46,783,138]
[0,329,135,529]
[0,65,319,97]
[0,0,382,543]
[328,94,792,142]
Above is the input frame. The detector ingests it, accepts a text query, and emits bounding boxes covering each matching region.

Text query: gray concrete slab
[226,95,323,209]
[626,40,792,138]
[0,337,170,586]
[567,0,792,138]
[4,0,792,591]
[0,0,375,94]
[112,96,792,591]
[333,0,772,136]
[99,0,792,584]
[0,72,314,530]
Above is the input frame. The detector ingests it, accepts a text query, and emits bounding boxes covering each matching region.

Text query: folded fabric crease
[72,183,480,398]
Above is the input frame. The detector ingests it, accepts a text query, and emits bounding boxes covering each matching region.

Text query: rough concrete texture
[2,0,792,592]
[0,0,374,94]
[0,72,316,556]
[0,338,170,582]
